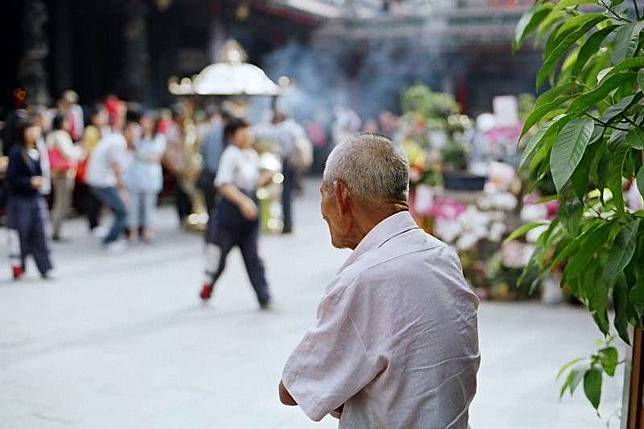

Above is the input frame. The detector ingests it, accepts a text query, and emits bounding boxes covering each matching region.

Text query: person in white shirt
[125,112,166,242]
[199,117,272,309]
[47,113,83,241]
[279,134,480,428]
[86,114,134,251]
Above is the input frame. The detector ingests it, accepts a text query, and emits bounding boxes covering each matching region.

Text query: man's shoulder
[334,233,459,294]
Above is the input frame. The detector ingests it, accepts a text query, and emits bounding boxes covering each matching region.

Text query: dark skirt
[6,195,53,274]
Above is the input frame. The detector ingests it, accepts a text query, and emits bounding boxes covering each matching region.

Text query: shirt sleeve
[155,135,167,156]
[214,148,236,187]
[107,137,127,169]
[56,132,83,162]
[282,283,386,421]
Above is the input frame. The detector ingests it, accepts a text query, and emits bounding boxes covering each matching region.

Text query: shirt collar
[338,211,419,274]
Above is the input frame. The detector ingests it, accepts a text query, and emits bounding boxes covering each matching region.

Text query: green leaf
[606,140,629,213]
[550,118,595,192]
[521,98,570,138]
[537,14,609,88]
[565,224,610,280]
[612,274,631,344]
[549,238,581,270]
[557,357,587,380]
[630,274,644,320]
[561,367,585,397]
[572,25,618,78]
[505,222,548,243]
[599,58,644,83]
[520,126,549,170]
[570,145,595,200]
[638,69,644,91]
[560,200,584,236]
[568,72,638,114]
[583,367,602,409]
[605,220,640,282]
[514,4,554,51]
[625,128,644,150]
[552,0,597,14]
[598,347,619,376]
[601,94,641,124]
[611,22,643,65]
[589,279,612,328]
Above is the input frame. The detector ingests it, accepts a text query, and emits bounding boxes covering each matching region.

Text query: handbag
[75,157,89,182]
[48,148,73,173]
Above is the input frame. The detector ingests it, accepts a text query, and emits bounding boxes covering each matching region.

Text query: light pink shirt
[283,211,480,428]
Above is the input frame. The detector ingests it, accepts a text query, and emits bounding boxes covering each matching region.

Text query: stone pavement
[0,180,627,428]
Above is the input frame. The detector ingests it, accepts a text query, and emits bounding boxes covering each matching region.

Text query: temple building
[2,0,540,117]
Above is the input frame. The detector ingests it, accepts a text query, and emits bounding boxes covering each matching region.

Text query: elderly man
[279,134,480,428]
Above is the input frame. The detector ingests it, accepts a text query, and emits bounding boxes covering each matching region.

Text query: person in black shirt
[5,118,54,279]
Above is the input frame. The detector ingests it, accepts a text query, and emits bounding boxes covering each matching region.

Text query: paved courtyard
[0,180,627,428]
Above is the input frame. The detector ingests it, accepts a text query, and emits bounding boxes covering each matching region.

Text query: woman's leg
[127,190,141,240]
[142,192,158,240]
[86,185,102,231]
[200,223,236,301]
[92,187,127,245]
[30,198,54,275]
[6,198,30,278]
[7,228,24,279]
[51,174,67,239]
[238,225,271,306]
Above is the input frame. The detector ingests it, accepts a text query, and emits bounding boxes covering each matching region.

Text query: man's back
[283,212,480,428]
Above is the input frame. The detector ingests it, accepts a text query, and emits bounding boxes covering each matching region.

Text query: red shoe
[12,266,24,280]
[199,284,213,301]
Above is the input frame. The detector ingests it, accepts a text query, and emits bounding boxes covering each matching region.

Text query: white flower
[434,218,461,243]
[521,204,548,222]
[488,222,506,242]
[457,233,480,251]
[502,241,527,268]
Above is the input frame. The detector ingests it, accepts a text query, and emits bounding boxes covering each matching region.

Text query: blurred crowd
[0,85,488,284]
[0,89,328,281]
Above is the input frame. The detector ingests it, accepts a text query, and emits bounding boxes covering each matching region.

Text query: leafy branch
[598,0,631,23]
[514,0,644,414]
[583,112,632,131]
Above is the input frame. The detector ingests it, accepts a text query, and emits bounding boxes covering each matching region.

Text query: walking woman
[47,113,82,241]
[6,118,54,279]
[199,117,272,309]
[126,112,166,242]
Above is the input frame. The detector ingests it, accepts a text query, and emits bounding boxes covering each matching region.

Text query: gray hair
[323,133,409,202]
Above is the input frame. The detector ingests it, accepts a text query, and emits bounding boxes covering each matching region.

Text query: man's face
[320,181,351,249]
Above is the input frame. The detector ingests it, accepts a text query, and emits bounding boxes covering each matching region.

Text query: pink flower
[428,197,467,219]
[545,200,560,219]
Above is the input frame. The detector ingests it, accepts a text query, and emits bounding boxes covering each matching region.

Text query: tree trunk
[626,328,643,429]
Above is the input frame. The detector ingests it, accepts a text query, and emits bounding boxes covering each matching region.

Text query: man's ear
[333,180,351,215]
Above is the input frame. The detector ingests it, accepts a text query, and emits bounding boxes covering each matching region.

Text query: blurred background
[0,1,639,428]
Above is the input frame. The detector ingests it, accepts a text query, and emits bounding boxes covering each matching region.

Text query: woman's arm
[218,183,258,220]
[7,151,40,192]
[56,132,83,162]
